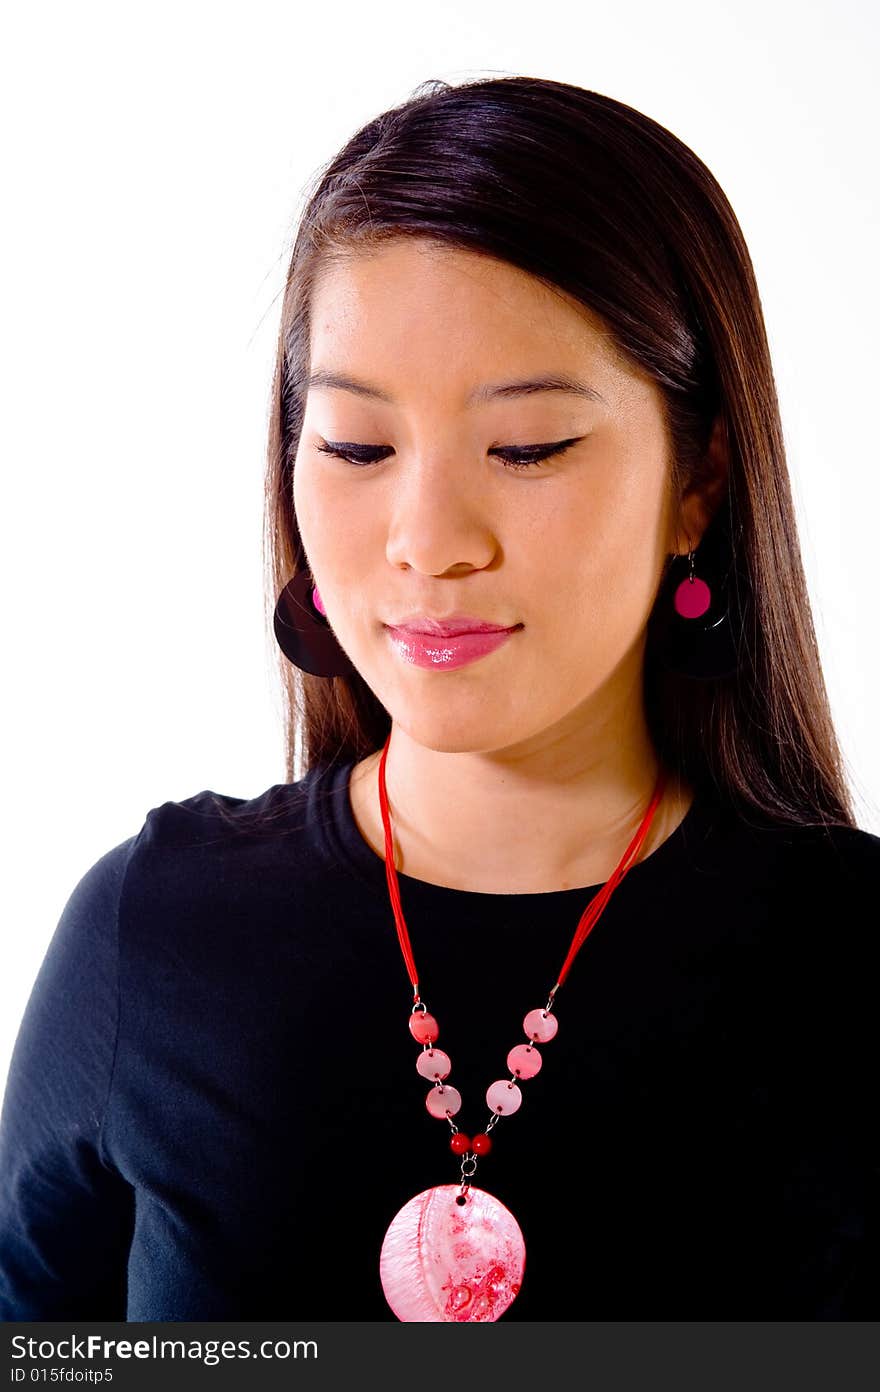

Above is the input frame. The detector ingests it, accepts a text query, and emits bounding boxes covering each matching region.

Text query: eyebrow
[306,369,607,407]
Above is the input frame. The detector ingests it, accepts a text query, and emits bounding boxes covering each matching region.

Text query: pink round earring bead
[673,551,712,618]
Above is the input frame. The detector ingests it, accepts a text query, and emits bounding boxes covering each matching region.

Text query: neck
[348,664,695,896]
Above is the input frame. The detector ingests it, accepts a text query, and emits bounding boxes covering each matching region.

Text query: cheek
[293,460,358,573]
[291,456,319,552]
[530,471,668,651]
[292,465,380,642]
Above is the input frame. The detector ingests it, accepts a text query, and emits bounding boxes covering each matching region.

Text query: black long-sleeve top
[1,757,877,1320]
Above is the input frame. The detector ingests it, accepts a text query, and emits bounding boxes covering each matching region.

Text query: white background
[1,0,878,1094]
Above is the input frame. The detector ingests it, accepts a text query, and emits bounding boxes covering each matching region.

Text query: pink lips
[384,624,523,671]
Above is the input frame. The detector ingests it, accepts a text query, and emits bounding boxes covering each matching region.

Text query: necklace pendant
[380,1183,526,1321]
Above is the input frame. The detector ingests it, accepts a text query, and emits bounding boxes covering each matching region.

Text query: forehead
[307,239,636,400]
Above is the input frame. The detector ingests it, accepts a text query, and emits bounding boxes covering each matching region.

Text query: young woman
[1,76,876,1323]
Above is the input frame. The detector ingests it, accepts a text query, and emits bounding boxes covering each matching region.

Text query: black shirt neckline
[310,754,722,907]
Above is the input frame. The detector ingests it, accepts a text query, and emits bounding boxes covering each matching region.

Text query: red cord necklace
[376,730,670,1321]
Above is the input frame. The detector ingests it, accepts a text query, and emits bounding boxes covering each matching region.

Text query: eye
[314,438,585,471]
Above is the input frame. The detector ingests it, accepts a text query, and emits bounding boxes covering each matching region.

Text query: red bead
[409,1010,439,1044]
[450,1132,471,1155]
[471,1132,492,1155]
[508,1043,542,1079]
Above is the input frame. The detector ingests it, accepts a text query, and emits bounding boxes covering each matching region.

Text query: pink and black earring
[273,569,359,680]
[647,533,739,680]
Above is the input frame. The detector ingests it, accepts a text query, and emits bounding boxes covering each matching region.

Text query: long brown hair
[262,76,855,830]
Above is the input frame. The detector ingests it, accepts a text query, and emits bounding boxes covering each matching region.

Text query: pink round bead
[426,1084,461,1119]
[409,1011,439,1044]
[486,1079,522,1115]
[523,1008,558,1043]
[674,575,711,618]
[416,1047,452,1082]
[507,1043,542,1079]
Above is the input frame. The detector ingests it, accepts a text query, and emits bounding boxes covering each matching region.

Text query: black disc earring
[648,545,740,682]
[273,570,359,680]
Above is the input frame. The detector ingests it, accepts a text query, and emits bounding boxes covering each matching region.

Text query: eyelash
[314,438,583,472]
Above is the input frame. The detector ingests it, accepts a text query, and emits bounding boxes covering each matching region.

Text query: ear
[672,414,730,555]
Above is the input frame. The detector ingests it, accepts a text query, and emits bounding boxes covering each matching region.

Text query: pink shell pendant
[379,1184,526,1321]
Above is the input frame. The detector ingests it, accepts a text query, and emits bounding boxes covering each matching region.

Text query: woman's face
[293,238,684,754]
